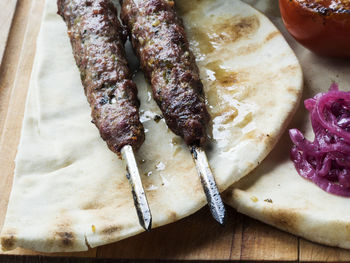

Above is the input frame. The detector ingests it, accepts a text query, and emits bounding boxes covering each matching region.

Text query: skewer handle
[121,145,152,231]
[191,146,226,225]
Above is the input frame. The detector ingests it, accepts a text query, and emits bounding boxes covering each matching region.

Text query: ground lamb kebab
[57,0,152,230]
[120,0,226,224]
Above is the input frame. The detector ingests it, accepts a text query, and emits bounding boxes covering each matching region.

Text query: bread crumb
[250,196,258,202]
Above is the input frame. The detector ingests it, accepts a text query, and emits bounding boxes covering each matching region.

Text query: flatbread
[0,0,302,252]
[224,0,350,249]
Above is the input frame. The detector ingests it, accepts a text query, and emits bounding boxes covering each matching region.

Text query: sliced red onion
[289,83,350,197]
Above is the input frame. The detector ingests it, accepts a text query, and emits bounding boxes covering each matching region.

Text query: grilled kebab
[120,0,210,147]
[58,0,144,154]
[120,0,226,224]
[58,0,152,230]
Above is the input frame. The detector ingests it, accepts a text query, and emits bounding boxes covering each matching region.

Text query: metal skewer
[190,146,226,225]
[121,145,152,231]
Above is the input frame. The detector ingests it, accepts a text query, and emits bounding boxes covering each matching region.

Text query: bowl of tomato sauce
[279,0,350,58]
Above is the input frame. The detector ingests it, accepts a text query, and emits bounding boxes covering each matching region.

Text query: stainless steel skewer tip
[190,146,226,225]
[121,145,152,231]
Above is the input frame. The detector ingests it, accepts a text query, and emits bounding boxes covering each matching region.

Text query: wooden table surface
[1,1,350,262]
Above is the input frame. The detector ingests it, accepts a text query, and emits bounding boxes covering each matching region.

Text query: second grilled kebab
[120,0,210,147]
[120,0,226,224]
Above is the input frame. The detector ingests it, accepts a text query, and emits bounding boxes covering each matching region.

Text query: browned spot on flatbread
[230,30,280,57]
[81,201,104,210]
[212,16,260,43]
[101,225,120,235]
[168,211,178,222]
[287,86,299,95]
[265,31,280,42]
[57,231,74,247]
[236,43,261,57]
[188,15,260,55]
[51,218,76,249]
[264,207,300,234]
[242,130,257,141]
[245,162,256,172]
[209,16,260,51]
[281,65,299,75]
[0,230,17,251]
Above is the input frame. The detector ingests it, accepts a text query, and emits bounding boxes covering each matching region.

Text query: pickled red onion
[289,83,350,197]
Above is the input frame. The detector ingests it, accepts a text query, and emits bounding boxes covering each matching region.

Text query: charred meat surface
[58,0,144,154]
[120,0,210,146]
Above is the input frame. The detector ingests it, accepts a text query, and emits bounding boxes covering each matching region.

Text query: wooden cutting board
[1,1,350,262]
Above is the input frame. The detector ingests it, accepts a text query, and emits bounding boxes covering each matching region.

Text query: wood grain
[240,217,298,262]
[97,207,242,261]
[0,0,350,262]
[0,0,18,65]
[300,239,350,262]
[0,0,39,232]
[0,0,33,143]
